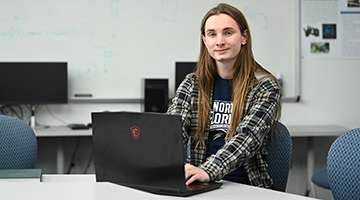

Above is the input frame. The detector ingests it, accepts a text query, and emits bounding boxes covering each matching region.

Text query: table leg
[57,138,65,174]
[307,137,316,197]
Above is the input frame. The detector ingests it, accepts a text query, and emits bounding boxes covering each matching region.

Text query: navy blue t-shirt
[206,74,250,185]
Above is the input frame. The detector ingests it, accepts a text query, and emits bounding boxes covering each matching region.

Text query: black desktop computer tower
[142,79,168,113]
[175,62,197,90]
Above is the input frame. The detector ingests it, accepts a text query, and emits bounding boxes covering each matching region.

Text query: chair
[0,114,38,169]
[327,128,360,200]
[311,169,330,190]
[266,122,292,192]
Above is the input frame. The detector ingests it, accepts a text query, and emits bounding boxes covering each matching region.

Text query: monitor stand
[30,105,36,128]
[29,105,48,129]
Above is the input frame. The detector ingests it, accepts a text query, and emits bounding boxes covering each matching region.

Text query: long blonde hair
[194,3,281,148]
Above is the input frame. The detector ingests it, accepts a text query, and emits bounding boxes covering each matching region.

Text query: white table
[287,125,347,197]
[34,125,347,198]
[0,174,319,200]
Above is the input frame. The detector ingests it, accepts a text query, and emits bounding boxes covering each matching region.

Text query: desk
[34,126,92,137]
[287,125,347,197]
[34,126,92,174]
[0,174,319,200]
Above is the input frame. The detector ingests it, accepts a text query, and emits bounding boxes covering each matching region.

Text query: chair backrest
[327,128,360,200]
[266,122,292,192]
[0,115,38,169]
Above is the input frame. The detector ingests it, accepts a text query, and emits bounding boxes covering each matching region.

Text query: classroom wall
[282,59,359,130]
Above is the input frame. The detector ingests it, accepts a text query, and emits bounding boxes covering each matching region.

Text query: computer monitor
[175,62,197,90]
[0,62,68,105]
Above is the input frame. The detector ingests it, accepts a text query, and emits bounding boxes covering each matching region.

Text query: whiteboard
[0,0,300,102]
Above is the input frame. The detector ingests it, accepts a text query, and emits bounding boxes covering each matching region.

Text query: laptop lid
[91,111,222,196]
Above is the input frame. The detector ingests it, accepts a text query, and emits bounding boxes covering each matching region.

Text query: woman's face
[202,13,247,67]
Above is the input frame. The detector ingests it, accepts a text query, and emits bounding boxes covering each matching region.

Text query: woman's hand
[184,164,210,185]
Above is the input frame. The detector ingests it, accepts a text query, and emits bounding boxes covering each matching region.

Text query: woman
[167,3,282,189]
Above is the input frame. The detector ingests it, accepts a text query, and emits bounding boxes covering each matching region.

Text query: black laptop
[91,111,222,197]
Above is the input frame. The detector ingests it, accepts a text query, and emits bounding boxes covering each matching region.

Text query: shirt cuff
[198,158,225,181]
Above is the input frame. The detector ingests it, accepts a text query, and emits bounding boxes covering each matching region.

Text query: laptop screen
[92,112,187,192]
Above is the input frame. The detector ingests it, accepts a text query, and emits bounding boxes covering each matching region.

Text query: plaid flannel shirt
[167,73,281,188]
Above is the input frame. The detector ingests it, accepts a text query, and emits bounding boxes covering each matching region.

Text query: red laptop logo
[130,126,140,140]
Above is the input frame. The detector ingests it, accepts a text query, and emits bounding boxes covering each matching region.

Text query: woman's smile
[215,48,229,54]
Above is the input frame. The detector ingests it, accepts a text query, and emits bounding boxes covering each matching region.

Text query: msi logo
[130,126,140,140]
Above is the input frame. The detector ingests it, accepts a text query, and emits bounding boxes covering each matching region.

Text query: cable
[66,137,81,174]
[44,105,68,125]
[0,104,24,119]
[83,147,94,174]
